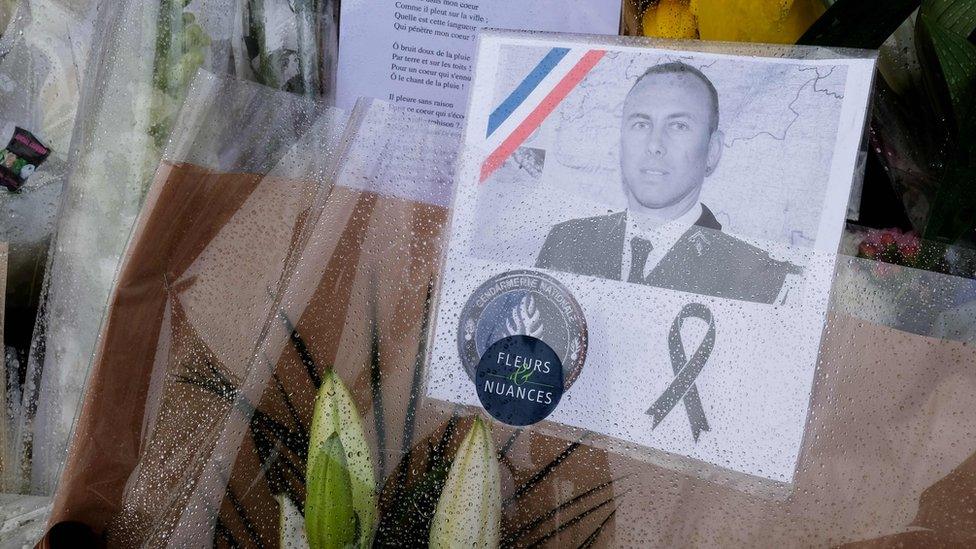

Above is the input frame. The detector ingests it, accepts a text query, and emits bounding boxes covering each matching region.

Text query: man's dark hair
[629,62,720,133]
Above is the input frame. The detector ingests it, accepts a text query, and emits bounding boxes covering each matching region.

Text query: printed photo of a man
[536,62,802,305]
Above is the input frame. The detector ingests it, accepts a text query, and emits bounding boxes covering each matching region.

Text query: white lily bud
[277,493,310,549]
[306,371,377,547]
[429,417,501,548]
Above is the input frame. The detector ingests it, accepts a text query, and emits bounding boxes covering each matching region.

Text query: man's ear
[706,129,724,176]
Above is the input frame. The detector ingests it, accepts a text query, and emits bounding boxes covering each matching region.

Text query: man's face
[620,72,722,213]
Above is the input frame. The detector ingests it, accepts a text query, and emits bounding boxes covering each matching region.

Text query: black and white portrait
[535,62,803,304]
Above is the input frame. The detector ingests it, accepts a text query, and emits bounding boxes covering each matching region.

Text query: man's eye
[671,121,690,131]
[632,121,650,130]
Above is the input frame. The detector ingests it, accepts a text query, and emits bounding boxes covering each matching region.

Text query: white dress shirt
[622,203,704,282]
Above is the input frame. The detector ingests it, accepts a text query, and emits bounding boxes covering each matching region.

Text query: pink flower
[862,228,902,247]
[897,232,921,261]
[878,231,897,246]
[858,241,880,259]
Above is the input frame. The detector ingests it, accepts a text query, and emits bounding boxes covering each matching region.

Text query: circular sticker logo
[476,335,563,426]
[458,270,587,424]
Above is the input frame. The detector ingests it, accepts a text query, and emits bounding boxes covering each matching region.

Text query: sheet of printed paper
[336,0,620,130]
[425,31,877,484]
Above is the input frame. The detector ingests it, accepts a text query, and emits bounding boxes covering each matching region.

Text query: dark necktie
[628,236,653,283]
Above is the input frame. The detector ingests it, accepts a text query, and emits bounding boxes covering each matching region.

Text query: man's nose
[646,127,666,157]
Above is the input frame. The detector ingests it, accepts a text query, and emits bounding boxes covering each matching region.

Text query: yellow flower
[642,0,699,39]
[429,417,501,548]
[305,371,377,548]
[693,0,824,44]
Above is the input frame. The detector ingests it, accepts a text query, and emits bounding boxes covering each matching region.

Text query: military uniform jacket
[535,205,803,305]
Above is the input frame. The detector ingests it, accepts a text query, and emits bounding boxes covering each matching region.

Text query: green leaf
[305,434,357,549]
[215,518,240,547]
[386,279,436,506]
[923,165,976,244]
[577,509,617,549]
[501,476,623,547]
[523,491,624,549]
[503,432,591,508]
[431,408,461,467]
[921,0,976,37]
[497,427,522,462]
[247,0,281,88]
[278,310,322,387]
[921,14,976,137]
[798,0,920,49]
[293,0,323,96]
[374,460,451,547]
[226,486,264,547]
[366,297,387,477]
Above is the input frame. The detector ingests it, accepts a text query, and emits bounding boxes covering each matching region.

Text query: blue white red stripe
[486,48,570,138]
[480,48,606,183]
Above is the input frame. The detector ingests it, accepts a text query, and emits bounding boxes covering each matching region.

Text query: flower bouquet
[39,100,976,548]
[800,0,976,249]
[12,2,976,547]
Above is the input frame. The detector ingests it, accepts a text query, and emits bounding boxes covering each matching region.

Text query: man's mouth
[640,167,669,176]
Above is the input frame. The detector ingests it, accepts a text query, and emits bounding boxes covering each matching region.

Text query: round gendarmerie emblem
[458,270,587,425]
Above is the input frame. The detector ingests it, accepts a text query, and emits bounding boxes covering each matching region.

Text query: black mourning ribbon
[646,302,715,442]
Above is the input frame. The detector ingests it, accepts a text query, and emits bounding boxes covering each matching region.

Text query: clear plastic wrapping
[18,0,242,495]
[44,69,346,543]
